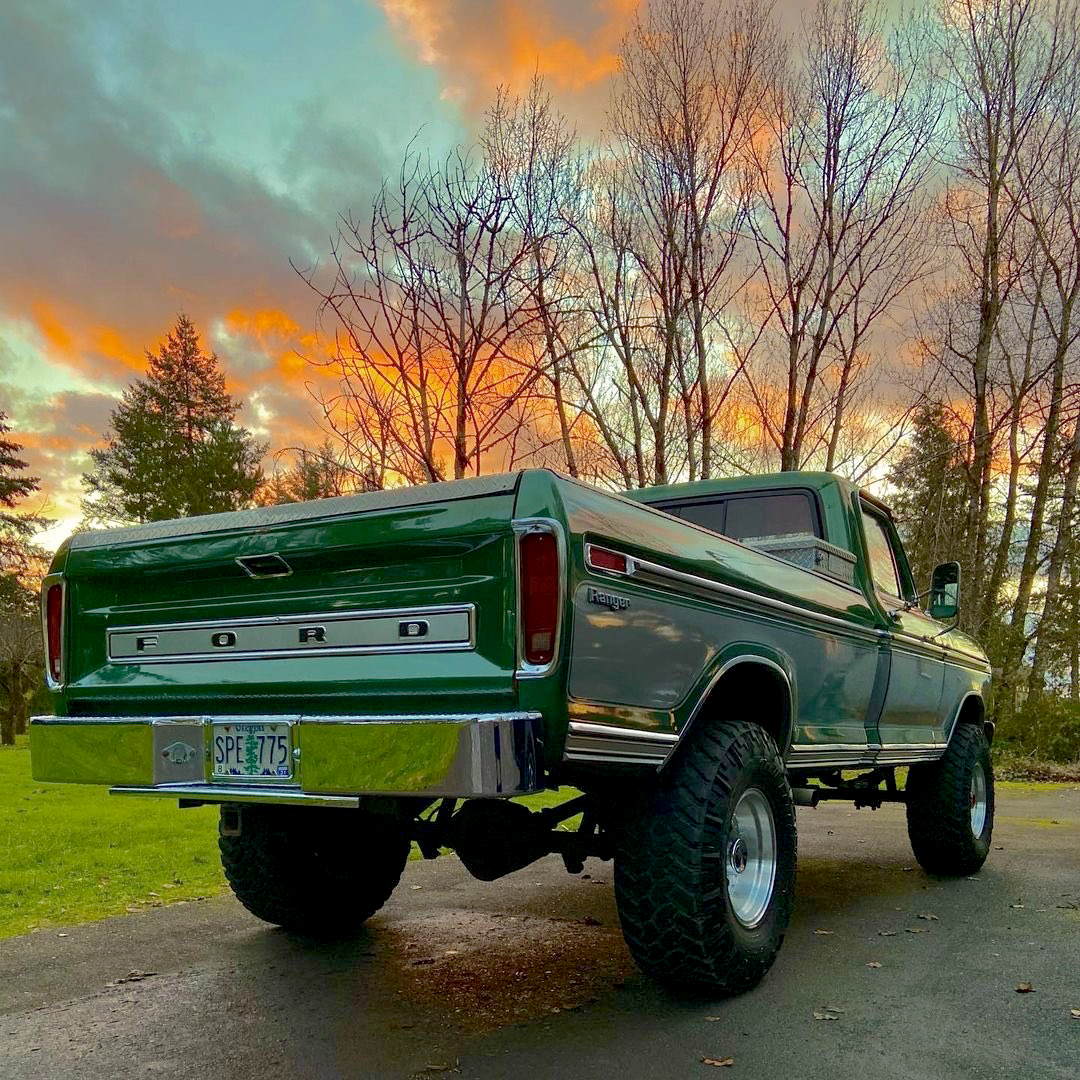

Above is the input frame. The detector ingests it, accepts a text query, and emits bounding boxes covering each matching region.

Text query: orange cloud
[30,300,73,354]
[94,324,147,373]
[381,0,635,107]
[225,307,302,342]
[221,307,323,388]
[15,295,150,382]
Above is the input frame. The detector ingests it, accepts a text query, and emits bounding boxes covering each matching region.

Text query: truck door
[860,504,946,751]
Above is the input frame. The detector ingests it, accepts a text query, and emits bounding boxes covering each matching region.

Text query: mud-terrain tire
[906,724,994,876]
[614,722,797,996]
[218,804,410,935]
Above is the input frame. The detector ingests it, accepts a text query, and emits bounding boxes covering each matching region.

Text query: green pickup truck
[31,470,994,995]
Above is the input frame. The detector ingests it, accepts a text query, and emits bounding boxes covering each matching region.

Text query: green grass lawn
[0,737,226,938]
[0,737,579,940]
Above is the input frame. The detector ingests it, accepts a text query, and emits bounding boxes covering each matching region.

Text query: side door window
[860,508,904,600]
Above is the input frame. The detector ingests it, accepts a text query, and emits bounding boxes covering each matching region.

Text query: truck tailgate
[57,476,521,716]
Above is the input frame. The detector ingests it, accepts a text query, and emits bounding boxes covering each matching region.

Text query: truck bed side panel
[545,478,885,753]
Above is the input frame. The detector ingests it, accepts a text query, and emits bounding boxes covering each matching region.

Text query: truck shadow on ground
[229,845,968,1054]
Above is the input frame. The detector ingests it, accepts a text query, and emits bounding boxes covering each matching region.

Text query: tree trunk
[532,253,579,478]
[1071,551,1080,703]
[1000,322,1069,714]
[1028,416,1080,696]
[12,661,28,735]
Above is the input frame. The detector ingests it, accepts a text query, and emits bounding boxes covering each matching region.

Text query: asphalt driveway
[2,785,1078,1080]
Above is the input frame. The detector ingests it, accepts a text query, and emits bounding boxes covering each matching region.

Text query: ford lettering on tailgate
[107,605,474,663]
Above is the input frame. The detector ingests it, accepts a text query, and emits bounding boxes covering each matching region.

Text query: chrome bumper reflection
[30,712,544,802]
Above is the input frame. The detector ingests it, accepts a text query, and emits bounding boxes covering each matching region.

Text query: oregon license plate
[211,722,293,781]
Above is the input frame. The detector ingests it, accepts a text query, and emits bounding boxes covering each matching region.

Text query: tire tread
[218,805,409,935]
[614,723,796,995]
[906,724,994,876]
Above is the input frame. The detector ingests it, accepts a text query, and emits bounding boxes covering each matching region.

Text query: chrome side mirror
[928,561,960,621]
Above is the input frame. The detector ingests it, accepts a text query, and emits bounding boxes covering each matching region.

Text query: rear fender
[667,646,796,766]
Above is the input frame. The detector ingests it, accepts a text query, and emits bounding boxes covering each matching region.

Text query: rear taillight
[519,531,559,667]
[45,582,64,684]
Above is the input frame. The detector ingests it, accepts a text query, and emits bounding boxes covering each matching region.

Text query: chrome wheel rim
[725,787,777,929]
[970,763,988,837]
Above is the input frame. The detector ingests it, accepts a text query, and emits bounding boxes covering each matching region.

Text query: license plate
[211,722,293,781]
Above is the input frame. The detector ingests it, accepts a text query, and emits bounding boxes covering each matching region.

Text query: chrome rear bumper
[30,712,544,804]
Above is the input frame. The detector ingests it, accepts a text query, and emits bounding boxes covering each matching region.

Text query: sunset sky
[0,0,637,548]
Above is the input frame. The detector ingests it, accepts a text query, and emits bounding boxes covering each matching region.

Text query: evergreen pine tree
[0,412,46,571]
[887,403,971,597]
[258,440,360,505]
[0,413,47,744]
[82,315,265,524]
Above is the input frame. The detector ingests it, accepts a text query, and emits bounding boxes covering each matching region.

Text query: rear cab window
[660,490,822,543]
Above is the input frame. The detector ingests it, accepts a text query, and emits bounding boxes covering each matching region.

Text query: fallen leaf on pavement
[1016,983,1035,994]
[701,1058,735,1068]
[878,930,897,937]
[705,1016,723,1022]
[918,913,939,921]
[906,928,930,934]
[813,1007,843,1021]
[1070,1009,1080,1020]
[866,961,883,968]
[813,929,834,935]
[1010,903,1025,909]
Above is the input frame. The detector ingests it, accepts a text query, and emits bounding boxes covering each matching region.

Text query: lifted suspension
[792,767,906,810]
[412,793,613,881]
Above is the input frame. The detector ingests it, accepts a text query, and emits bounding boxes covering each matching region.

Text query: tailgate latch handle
[236,553,293,579]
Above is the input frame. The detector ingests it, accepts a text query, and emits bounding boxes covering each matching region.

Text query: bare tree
[302,145,539,485]
[935,0,1070,615]
[745,0,943,472]
[483,77,595,478]
[995,33,1080,709]
[1028,413,1080,697]
[556,0,773,488]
